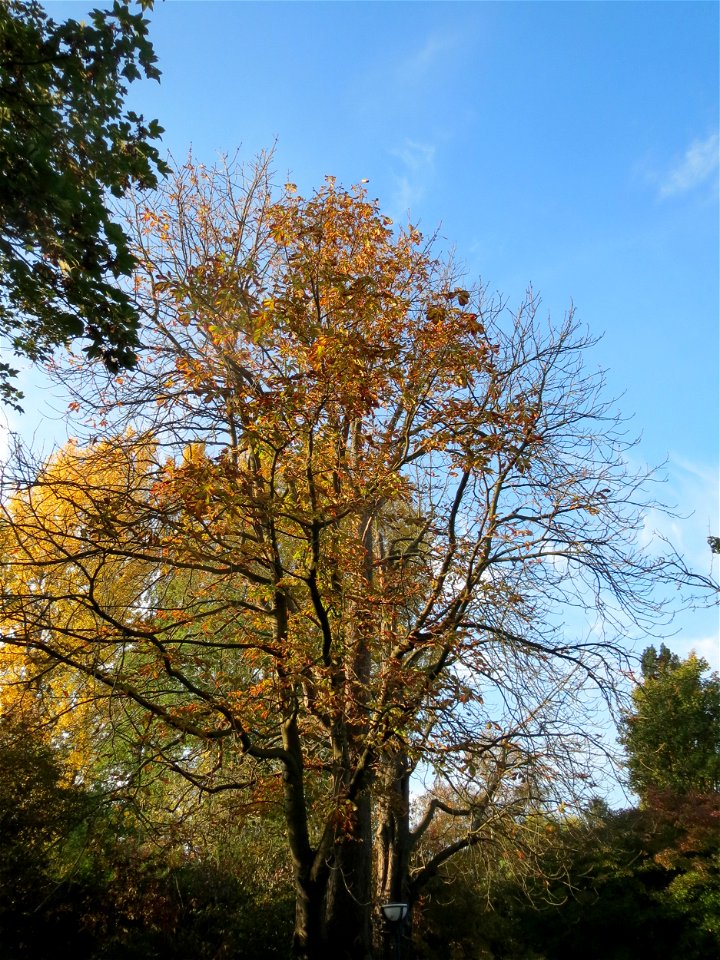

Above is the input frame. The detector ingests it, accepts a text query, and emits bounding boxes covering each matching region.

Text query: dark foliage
[0,718,293,960]
[0,0,168,407]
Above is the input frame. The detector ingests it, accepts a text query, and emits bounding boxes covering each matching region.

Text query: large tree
[0,157,690,959]
[0,0,167,408]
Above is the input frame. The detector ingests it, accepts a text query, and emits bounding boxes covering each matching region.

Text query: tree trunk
[290,798,374,960]
[281,709,333,960]
[292,874,327,960]
[325,790,374,959]
[322,493,376,958]
[374,752,412,960]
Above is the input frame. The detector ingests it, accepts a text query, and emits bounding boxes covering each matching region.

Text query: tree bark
[325,791,374,960]
[292,874,327,960]
[322,493,376,958]
[374,752,412,960]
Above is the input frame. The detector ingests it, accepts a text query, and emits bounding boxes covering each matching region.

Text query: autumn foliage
[0,156,684,958]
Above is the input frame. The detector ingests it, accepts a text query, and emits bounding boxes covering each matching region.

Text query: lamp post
[380,902,408,960]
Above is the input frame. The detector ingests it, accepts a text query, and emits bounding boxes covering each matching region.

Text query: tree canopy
[0,156,695,959]
[621,645,720,799]
[0,0,167,408]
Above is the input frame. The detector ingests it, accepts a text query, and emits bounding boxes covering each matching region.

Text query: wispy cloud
[639,455,719,567]
[389,139,436,219]
[397,32,464,83]
[658,132,719,198]
[391,140,436,173]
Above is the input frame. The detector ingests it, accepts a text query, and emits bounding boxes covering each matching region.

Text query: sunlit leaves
[0,155,692,954]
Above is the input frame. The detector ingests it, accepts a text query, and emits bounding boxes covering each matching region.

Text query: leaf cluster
[0,0,168,407]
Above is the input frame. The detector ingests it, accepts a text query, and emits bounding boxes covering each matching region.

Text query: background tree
[620,644,720,798]
[0,0,167,408]
[0,716,93,959]
[0,157,693,959]
[407,646,720,960]
[500,800,719,960]
[0,714,295,960]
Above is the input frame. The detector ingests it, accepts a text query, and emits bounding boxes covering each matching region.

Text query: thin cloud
[638,455,719,568]
[0,421,8,467]
[659,132,719,198]
[396,32,465,84]
[389,139,436,219]
[391,140,436,172]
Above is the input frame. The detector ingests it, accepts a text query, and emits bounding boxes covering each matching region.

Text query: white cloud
[668,634,720,671]
[391,140,436,173]
[0,413,12,466]
[658,132,719,198]
[388,139,436,218]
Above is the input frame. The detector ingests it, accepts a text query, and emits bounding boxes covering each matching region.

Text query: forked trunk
[290,801,374,960]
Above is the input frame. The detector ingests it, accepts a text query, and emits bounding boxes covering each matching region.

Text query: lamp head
[381,902,408,923]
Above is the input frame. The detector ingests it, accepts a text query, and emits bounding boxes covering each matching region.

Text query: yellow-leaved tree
[0,437,161,777]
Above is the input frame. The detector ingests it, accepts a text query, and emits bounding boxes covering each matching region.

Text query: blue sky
[12,0,720,664]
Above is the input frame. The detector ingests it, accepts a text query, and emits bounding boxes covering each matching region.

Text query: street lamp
[380,902,408,960]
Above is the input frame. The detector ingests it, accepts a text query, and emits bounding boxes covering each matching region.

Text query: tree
[494,799,720,960]
[0,0,167,408]
[0,156,692,959]
[419,646,720,960]
[0,713,295,960]
[620,645,720,798]
[0,715,100,959]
